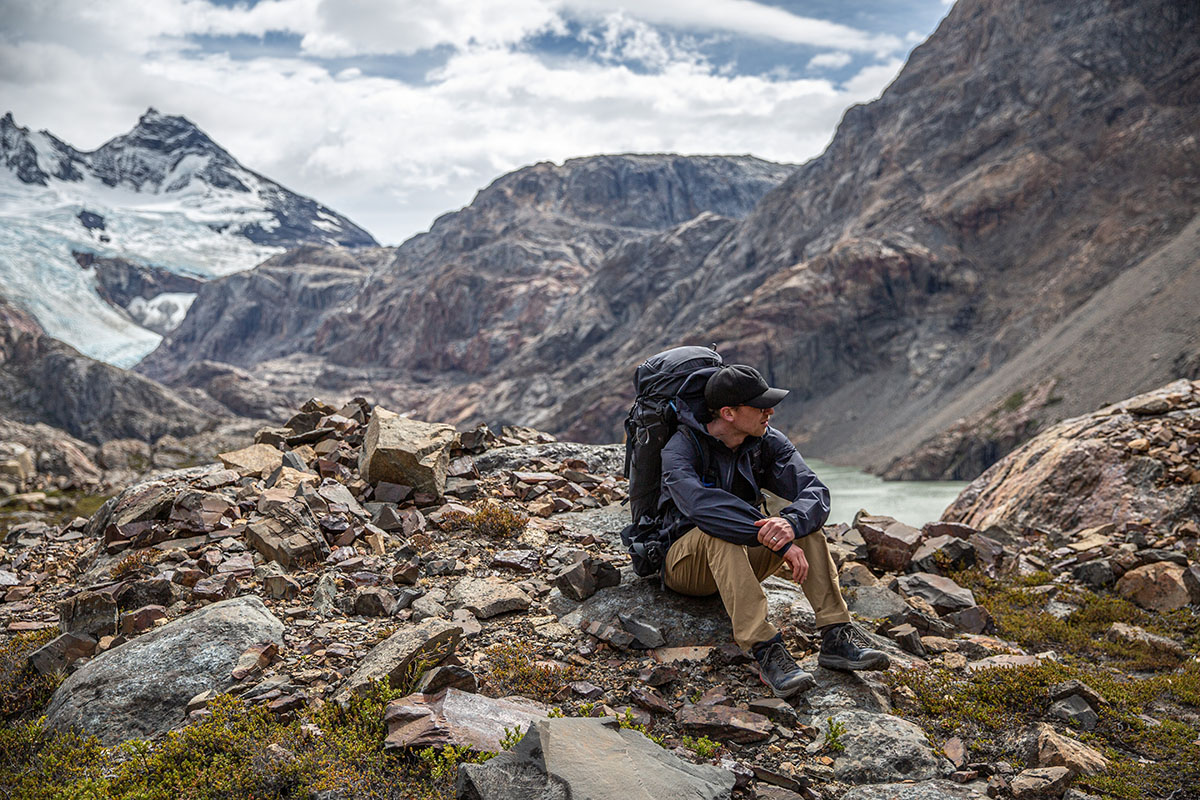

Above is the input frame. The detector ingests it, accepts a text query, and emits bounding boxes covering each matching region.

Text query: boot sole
[818,653,891,671]
[760,672,816,698]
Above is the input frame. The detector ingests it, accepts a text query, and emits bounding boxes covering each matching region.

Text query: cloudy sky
[1,0,953,245]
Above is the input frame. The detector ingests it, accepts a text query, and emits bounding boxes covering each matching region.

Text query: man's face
[726,404,774,438]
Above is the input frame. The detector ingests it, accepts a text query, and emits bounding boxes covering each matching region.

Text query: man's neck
[706,420,747,450]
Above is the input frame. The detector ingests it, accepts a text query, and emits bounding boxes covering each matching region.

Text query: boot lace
[830,623,873,650]
[762,642,799,674]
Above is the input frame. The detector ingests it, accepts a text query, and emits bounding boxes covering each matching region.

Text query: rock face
[0,296,216,444]
[44,596,284,744]
[824,710,942,785]
[945,380,1200,535]
[457,717,736,800]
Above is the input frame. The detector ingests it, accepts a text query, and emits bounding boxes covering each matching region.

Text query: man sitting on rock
[659,364,889,697]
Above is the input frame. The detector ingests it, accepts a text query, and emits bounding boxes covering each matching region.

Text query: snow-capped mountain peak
[0,109,377,366]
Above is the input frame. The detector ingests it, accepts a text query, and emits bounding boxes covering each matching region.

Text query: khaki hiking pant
[663,491,851,651]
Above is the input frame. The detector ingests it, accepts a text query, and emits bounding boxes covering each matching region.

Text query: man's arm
[761,429,831,539]
[661,433,766,548]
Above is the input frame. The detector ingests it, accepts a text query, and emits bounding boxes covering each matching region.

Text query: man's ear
[719,406,736,422]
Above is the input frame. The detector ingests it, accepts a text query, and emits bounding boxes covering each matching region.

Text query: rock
[457,717,736,800]
[1048,695,1098,731]
[551,557,621,601]
[191,573,238,602]
[1010,766,1073,798]
[358,408,457,498]
[1034,723,1108,775]
[1115,562,1190,612]
[675,703,772,743]
[841,781,991,800]
[1072,559,1115,589]
[44,596,283,744]
[384,688,548,751]
[450,577,531,619]
[943,736,966,767]
[1048,680,1106,710]
[246,510,330,569]
[886,623,927,656]
[748,697,798,726]
[28,632,97,675]
[944,605,994,635]
[911,535,976,574]
[1184,563,1200,604]
[413,665,477,695]
[491,549,539,573]
[263,572,301,600]
[845,584,911,620]
[355,587,397,617]
[58,591,118,638]
[895,572,977,614]
[856,516,923,572]
[823,710,941,784]
[840,562,879,587]
[217,444,283,477]
[334,619,461,702]
[1105,622,1185,658]
[120,604,167,635]
[618,613,666,649]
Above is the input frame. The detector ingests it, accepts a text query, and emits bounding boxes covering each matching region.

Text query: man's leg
[761,492,851,628]
[663,528,778,651]
[760,491,888,670]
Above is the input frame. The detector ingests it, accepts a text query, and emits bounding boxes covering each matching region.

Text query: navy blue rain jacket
[659,404,830,555]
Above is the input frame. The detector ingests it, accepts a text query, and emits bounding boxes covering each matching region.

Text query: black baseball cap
[705,365,789,410]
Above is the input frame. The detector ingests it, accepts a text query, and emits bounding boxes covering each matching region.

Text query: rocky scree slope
[1,387,1197,799]
[143,0,1200,482]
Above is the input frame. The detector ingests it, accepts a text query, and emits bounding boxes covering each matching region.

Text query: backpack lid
[633,346,722,398]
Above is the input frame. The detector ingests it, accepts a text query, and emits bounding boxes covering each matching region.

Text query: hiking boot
[818,623,891,671]
[755,641,816,698]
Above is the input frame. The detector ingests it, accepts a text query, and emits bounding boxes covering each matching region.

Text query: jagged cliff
[140,0,1200,479]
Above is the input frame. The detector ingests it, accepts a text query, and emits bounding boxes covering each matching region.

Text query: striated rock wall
[944,379,1200,535]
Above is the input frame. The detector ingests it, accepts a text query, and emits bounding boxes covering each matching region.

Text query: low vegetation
[483,640,578,702]
[885,566,1200,798]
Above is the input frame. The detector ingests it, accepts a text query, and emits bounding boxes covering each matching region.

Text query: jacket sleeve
[661,433,766,548]
[761,429,831,540]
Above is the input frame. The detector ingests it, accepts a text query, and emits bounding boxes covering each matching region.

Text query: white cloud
[808,51,852,70]
[0,0,919,244]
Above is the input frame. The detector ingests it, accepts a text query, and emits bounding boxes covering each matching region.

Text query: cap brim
[745,387,789,408]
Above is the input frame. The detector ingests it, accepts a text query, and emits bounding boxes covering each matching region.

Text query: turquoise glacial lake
[805,459,970,528]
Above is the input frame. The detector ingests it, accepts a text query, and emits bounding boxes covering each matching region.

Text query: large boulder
[44,596,283,744]
[358,408,457,497]
[945,380,1200,535]
[457,717,736,800]
[821,709,942,785]
[1115,562,1191,612]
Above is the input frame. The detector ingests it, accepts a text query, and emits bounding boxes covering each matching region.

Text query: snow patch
[127,292,197,333]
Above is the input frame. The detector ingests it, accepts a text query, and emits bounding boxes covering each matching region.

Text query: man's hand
[754,516,795,551]
[781,546,809,583]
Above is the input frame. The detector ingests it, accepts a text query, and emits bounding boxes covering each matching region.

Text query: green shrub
[467,504,529,539]
[681,734,720,758]
[0,628,61,721]
[485,641,577,702]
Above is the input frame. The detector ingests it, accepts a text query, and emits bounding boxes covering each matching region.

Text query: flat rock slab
[841,779,990,799]
[334,619,461,702]
[821,709,942,785]
[894,573,976,614]
[384,688,548,752]
[44,596,283,745]
[450,577,531,619]
[557,568,811,647]
[218,444,283,477]
[457,717,735,800]
[676,703,773,743]
[845,585,910,620]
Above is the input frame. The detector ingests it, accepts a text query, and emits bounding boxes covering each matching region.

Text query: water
[806,459,969,528]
